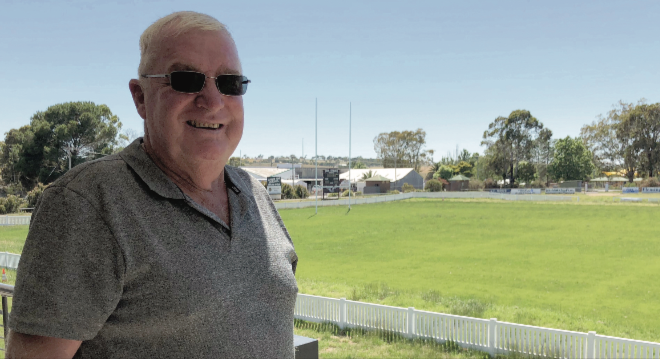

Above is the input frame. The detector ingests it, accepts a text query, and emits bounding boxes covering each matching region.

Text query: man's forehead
[166,62,241,75]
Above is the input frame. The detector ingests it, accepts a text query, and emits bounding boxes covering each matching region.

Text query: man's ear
[129,79,147,120]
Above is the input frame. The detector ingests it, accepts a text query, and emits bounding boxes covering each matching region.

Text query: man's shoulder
[46,154,132,195]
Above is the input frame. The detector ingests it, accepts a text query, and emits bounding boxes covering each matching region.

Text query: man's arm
[6,331,82,359]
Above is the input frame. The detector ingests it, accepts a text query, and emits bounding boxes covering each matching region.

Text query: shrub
[281,183,295,199]
[433,165,454,181]
[468,179,484,191]
[25,183,48,208]
[624,182,638,188]
[641,177,660,188]
[530,179,546,189]
[425,179,442,192]
[483,178,498,189]
[387,190,400,194]
[0,195,26,214]
[341,189,361,197]
[294,185,308,199]
[401,183,415,193]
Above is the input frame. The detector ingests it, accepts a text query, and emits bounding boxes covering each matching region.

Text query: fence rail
[0,216,30,226]
[294,293,660,358]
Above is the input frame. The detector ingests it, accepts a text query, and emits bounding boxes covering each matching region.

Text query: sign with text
[622,187,640,194]
[511,189,542,195]
[267,176,282,199]
[489,189,511,194]
[545,188,575,194]
[642,187,660,193]
[322,169,340,193]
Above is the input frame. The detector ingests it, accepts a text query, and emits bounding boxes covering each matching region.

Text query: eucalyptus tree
[482,110,544,186]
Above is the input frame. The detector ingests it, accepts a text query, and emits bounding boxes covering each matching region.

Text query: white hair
[138,11,232,76]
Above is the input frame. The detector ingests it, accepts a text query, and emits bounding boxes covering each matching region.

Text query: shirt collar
[119,138,249,200]
[119,138,185,199]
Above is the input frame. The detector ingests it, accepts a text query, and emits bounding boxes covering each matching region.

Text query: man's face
[134,29,244,174]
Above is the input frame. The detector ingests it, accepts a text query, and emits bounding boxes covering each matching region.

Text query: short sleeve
[8,186,125,341]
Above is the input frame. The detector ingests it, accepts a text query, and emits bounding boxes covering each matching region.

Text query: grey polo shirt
[9,139,299,358]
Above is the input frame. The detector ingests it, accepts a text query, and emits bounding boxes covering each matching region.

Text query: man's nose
[194,78,225,112]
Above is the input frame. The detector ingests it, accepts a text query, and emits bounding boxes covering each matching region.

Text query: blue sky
[1,0,659,159]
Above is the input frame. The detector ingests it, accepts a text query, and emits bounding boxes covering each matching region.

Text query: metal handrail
[0,283,13,351]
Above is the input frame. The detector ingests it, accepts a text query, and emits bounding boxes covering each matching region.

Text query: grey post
[339,298,346,330]
[586,331,596,359]
[407,307,415,339]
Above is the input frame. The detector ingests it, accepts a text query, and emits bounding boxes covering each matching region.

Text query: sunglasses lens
[170,72,206,93]
[216,75,248,96]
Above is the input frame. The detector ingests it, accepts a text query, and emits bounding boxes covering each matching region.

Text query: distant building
[363,175,392,194]
[338,168,423,191]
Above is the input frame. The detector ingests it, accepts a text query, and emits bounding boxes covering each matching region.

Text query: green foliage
[425,179,443,192]
[281,183,295,199]
[624,182,638,188]
[483,178,498,189]
[228,157,241,166]
[351,161,367,169]
[402,183,415,193]
[373,129,432,172]
[387,190,400,194]
[361,170,375,180]
[468,179,484,190]
[342,189,361,197]
[6,102,122,189]
[530,179,547,189]
[482,109,545,185]
[25,183,48,208]
[516,161,537,183]
[548,136,595,181]
[433,165,454,181]
[641,177,660,188]
[455,161,473,177]
[294,185,309,199]
[0,195,26,214]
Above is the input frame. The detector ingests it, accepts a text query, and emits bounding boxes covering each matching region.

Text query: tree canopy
[373,129,432,172]
[0,102,122,189]
[548,136,595,181]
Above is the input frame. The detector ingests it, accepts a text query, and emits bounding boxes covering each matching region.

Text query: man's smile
[186,120,223,130]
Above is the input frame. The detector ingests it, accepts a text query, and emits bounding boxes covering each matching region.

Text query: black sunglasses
[141,71,250,96]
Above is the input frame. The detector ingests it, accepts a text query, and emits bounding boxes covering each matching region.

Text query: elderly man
[7,11,298,359]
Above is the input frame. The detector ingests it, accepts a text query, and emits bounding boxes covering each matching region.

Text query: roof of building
[449,174,471,181]
[364,175,391,182]
[338,168,417,183]
[240,167,289,179]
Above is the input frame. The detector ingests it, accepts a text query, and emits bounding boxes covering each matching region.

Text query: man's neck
[141,142,231,224]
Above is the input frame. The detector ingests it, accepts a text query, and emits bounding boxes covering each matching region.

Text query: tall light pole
[315,98,318,214]
[348,102,352,210]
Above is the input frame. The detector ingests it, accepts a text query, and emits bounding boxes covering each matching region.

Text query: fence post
[407,307,415,339]
[586,331,596,359]
[487,318,497,357]
[339,298,346,330]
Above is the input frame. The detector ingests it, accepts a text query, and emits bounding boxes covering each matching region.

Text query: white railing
[0,252,20,270]
[295,294,660,358]
[275,192,574,209]
[0,216,30,226]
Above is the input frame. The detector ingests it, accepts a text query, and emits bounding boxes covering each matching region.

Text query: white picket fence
[0,252,20,270]
[295,294,660,358]
[0,216,30,226]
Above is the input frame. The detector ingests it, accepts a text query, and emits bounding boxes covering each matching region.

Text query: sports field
[279,198,660,343]
[1,198,659,349]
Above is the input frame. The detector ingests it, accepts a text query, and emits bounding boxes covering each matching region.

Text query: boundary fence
[295,293,660,358]
[0,216,30,226]
[275,192,574,209]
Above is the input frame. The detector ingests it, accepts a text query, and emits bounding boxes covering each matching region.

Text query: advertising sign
[489,189,511,194]
[642,187,660,193]
[622,187,640,194]
[322,169,340,194]
[266,176,282,200]
[511,189,542,195]
[545,188,575,194]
